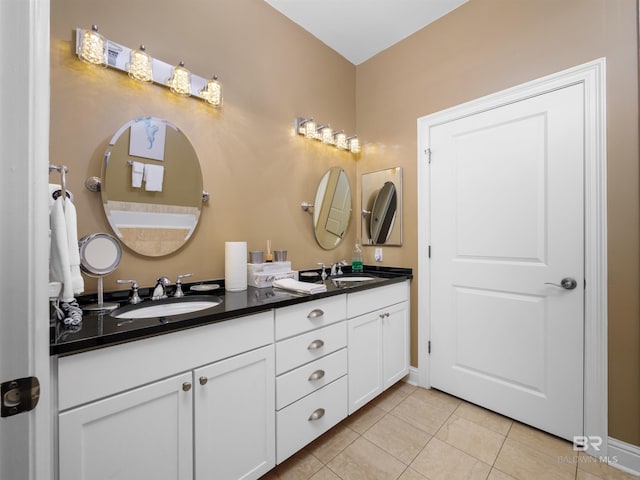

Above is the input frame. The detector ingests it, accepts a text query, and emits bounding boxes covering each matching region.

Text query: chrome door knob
[544,278,578,290]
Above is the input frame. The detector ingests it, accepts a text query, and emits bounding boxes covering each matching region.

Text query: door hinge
[425,148,432,164]
[428,245,431,258]
[428,340,431,354]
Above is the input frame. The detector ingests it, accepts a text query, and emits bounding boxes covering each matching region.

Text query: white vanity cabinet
[194,345,274,480]
[59,372,194,480]
[274,296,348,464]
[347,281,410,414]
[57,311,274,480]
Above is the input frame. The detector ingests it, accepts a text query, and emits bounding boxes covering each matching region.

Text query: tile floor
[262,382,638,480]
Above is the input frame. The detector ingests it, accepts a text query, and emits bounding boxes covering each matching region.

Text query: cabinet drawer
[347,280,409,318]
[276,376,348,464]
[276,348,347,410]
[276,321,346,375]
[275,295,346,340]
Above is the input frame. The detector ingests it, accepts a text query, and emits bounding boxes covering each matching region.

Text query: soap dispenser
[352,240,363,273]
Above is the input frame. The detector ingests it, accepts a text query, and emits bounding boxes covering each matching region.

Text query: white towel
[144,164,164,192]
[64,200,84,295]
[273,278,327,295]
[50,197,74,302]
[131,161,144,188]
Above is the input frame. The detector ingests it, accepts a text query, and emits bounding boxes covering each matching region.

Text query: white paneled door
[429,83,585,441]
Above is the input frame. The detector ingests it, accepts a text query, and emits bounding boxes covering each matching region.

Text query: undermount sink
[112,296,223,319]
[332,276,376,282]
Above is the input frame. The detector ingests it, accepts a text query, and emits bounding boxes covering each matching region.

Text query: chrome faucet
[330,260,349,276]
[152,276,171,300]
[317,263,328,281]
[117,279,142,304]
[173,273,193,298]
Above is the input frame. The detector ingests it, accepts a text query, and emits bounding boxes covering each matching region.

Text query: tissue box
[247,262,298,288]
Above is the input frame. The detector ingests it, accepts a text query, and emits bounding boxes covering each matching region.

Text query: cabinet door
[59,372,193,480]
[194,345,275,480]
[347,311,383,414]
[382,301,410,389]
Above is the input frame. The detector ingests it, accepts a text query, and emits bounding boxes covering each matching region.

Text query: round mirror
[312,167,352,250]
[101,117,203,257]
[79,233,122,312]
[79,233,122,276]
[370,181,397,244]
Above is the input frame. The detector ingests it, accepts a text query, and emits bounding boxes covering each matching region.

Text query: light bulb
[78,25,107,67]
[168,61,191,97]
[128,45,153,83]
[200,75,223,107]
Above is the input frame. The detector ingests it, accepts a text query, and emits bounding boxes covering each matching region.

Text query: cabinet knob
[308,408,325,421]
[182,382,192,392]
[307,339,325,350]
[308,369,325,382]
[307,309,324,319]
[199,376,208,386]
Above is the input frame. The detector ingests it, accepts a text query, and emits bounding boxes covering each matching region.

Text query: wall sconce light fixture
[77,25,107,67]
[295,118,360,155]
[75,26,223,109]
[346,135,360,154]
[128,45,153,83]
[200,75,223,108]
[168,61,192,97]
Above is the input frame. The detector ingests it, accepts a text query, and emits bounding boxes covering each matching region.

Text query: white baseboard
[407,366,420,386]
[607,437,640,477]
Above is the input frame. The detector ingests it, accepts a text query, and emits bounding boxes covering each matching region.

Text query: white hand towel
[131,161,144,188]
[50,197,74,302]
[144,164,164,192]
[272,278,327,295]
[64,200,84,295]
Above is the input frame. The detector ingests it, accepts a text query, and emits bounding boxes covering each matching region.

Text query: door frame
[417,58,607,457]
[0,1,52,479]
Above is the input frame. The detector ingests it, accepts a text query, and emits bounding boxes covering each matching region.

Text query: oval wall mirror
[361,167,403,246]
[101,116,204,257]
[312,167,352,250]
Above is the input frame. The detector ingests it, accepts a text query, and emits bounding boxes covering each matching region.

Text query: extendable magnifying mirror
[79,233,122,312]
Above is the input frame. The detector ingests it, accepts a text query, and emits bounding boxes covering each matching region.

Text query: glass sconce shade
[128,45,153,83]
[347,136,360,153]
[200,75,223,107]
[320,126,333,144]
[335,132,348,150]
[78,25,107,66]
[168,61,191,97]
[304,120,317,139]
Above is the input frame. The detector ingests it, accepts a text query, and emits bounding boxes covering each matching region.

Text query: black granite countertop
[50,266,412,356]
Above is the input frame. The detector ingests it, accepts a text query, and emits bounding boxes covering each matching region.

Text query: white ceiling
[264,0,469,65]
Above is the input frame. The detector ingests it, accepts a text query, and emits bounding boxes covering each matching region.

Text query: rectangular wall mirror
[361,167,402,246]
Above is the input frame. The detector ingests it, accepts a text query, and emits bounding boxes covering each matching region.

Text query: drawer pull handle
[182,382,192,392]
[199,376,208,386]
[307,309,324,319]
[308,370,325,382]
[307,339,325,350]
[308,408,325,421]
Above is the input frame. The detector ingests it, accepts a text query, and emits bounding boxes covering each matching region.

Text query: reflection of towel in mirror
[50,197,84,302]
[131,161,144,188]
[144,164,164,192]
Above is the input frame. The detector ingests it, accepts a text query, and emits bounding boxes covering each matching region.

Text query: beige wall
[356,0,640,446]
[51,0,639,445]
[50,0,358,293]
